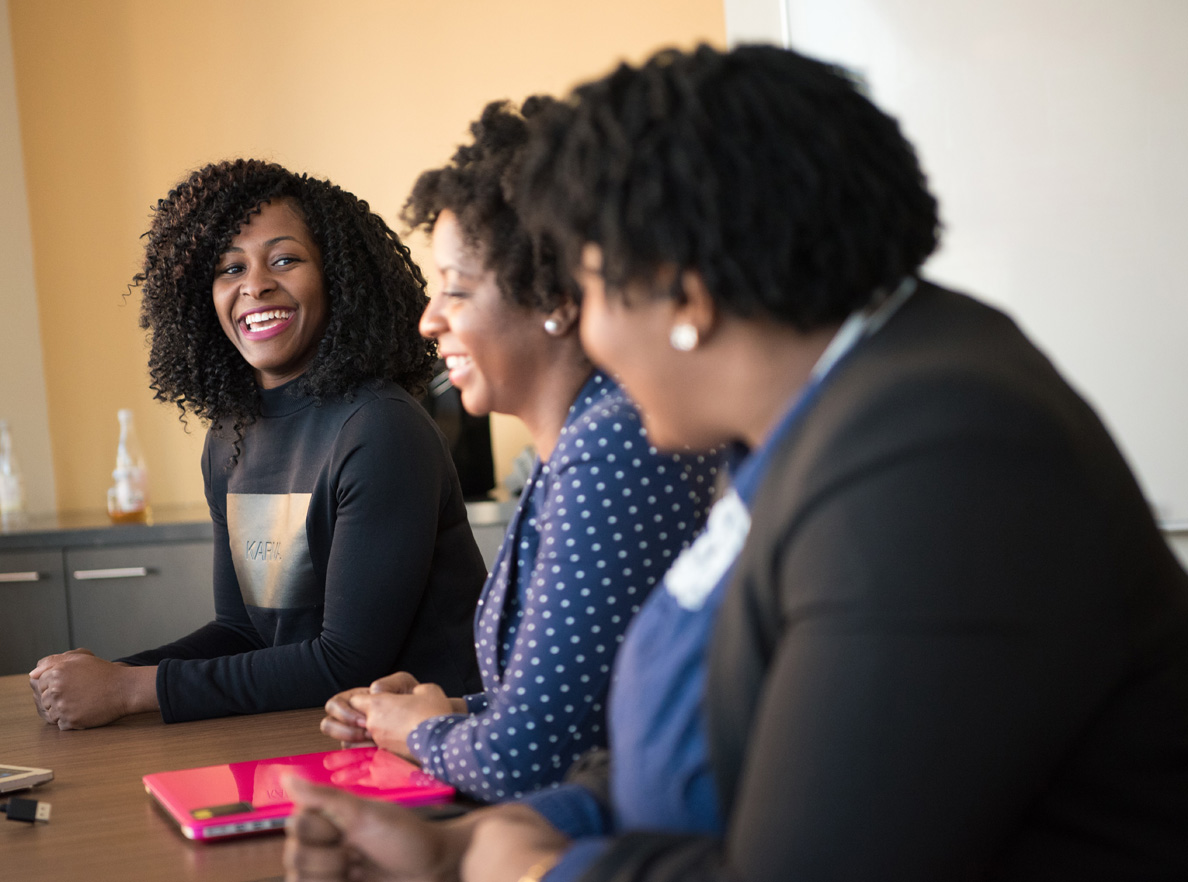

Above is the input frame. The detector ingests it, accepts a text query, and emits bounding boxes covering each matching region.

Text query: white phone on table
[0,764,53,794]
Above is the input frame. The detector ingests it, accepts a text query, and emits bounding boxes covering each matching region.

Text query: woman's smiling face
[211,198,329,389]
[419,209,546,418]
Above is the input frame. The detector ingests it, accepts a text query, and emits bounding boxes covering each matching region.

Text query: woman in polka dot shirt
[319,96,719,802]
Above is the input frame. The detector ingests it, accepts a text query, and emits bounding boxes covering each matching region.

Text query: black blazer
[576,283,1188,881]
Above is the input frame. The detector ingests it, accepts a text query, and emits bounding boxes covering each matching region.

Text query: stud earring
[669,323,699,352]
[543,318,561,335]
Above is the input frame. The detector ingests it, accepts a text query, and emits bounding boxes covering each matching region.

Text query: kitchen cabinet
[0,507,214,676]
[65,542,215,661]
[0,548,69,675]
[0,500,513,677]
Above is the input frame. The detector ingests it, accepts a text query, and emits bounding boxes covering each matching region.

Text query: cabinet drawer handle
[0,571,42,583]
[72,567,152,580]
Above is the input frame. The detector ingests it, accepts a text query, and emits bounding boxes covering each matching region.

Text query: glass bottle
[0,419,27,527]
[107,409,151,524]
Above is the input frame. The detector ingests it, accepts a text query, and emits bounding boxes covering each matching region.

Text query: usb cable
[1,797,52,823]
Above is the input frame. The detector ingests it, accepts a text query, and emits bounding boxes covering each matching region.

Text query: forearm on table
[120,663,161,715]
[157,631,396,722]
[116,619,261,666]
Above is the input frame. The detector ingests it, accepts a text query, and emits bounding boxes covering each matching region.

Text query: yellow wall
[0,0,54,515]
[8,0,725,513]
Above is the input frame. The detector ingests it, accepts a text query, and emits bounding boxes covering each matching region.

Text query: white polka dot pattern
[406,373,719,802]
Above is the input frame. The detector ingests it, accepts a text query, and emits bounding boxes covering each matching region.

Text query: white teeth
[243,309,293,328]
[444,355,472,369]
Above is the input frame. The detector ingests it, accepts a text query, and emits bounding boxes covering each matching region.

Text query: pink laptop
[143,746,455,840]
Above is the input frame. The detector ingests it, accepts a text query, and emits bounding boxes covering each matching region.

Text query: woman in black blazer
[283,44,1188,882]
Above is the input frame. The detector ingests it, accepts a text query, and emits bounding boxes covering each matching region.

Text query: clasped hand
[283,775,569,882]
[29,648,154,730]
[321,671,466,758]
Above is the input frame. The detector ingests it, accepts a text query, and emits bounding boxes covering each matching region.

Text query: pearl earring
[669,323,699,352]
[543,318,561,335]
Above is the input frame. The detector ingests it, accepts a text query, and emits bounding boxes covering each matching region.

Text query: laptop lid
[143,746,454,841]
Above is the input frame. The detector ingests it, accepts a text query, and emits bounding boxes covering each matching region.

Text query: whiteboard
[727,0,1188,528]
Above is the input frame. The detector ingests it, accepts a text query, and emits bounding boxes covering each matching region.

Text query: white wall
[1167,534,1188,571]
[784,0,1188,524]
[725,0,1188,555]
[0,0,55,516]
[724,0,789,46]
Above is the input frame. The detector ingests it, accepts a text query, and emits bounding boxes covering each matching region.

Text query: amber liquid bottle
[107,409,151,525]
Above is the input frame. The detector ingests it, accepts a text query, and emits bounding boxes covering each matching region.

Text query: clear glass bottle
[107,409,151,524]
[0,419,27,527]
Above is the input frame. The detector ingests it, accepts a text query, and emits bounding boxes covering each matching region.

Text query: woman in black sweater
[31,160,485,728]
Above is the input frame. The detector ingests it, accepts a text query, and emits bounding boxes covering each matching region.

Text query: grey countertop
[0,505,214,550]
[0,499,517,552]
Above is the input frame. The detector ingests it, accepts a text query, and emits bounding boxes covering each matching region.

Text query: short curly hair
[402,96,579,313]
[134,158,434,450]
[517,44,942,330]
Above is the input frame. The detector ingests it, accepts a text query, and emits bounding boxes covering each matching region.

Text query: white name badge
[664,489,751,611]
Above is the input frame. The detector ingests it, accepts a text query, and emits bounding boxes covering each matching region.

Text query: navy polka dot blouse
[406,372,719,802]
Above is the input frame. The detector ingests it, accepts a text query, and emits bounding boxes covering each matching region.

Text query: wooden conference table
[0,673,331,881]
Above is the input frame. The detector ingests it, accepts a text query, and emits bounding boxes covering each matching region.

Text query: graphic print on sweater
[227,492,317,609]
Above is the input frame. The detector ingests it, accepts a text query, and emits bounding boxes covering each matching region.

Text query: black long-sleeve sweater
[119,380,485,723]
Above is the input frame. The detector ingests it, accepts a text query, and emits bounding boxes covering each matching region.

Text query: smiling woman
[314,99,720,804]
[212,199,330,389]
[28,159,488,729]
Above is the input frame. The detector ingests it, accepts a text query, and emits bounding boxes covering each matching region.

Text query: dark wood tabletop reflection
[0,673,329,881]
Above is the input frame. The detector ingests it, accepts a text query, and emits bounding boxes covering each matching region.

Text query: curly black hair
[517,44,942,330]
[402,96,579,313]
[134,158,434,453]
